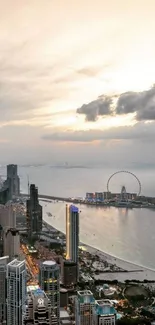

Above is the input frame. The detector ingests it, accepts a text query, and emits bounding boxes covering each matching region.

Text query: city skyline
[0,1,155,166]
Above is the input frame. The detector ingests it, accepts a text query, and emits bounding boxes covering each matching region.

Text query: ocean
[0,164,155,269]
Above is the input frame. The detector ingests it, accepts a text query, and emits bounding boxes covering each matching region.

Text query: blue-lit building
[95,299,116,325]
[76,290,96,325]
[66,204,79,264]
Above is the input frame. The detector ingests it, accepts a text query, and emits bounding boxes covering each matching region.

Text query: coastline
[41,201,155,282]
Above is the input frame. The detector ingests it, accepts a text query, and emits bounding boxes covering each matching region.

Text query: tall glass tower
[39,260,60,325]
[6,164,20,199]
[6,259,26,325]
[66,204,79,263]
[26,184,42,239]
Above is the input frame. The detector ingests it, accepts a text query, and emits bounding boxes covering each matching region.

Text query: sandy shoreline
[41,201,155,282]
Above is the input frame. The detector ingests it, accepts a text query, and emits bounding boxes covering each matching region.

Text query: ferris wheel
[107,170,141,197]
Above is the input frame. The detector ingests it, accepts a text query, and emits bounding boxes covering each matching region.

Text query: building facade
[61,259,77,288]
[26,184,42,238]
[3,164,20,200]
[76,290,96,325]
[0,205,20,261]
[85,193,95,201]
[3,228,20,261]
[95,192,104,202]
[6,259,26,325]
[0,256,9,324]
[39,260,60,325]
[66,204,79,264]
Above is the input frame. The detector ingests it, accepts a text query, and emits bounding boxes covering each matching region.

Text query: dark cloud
[77,85,155,122]
[42,122,155,142]
[116,86,155,120]
[77,96,113,121]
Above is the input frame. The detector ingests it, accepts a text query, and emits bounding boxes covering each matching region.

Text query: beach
[41,200,155,282]
[83,244,155,282]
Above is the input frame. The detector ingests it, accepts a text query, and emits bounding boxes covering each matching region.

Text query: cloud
[76,65,107,78]
[77,85,155,122]
[0,53,74,125]
[77,95,113,121]
[116,85,155,121]
[42,121,155,142]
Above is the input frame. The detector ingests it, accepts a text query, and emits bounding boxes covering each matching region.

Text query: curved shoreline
[41,202,155,278]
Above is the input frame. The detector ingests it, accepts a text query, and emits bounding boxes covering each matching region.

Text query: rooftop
[70,205,79,213]
[27,285,39,292]
[96,300,116,316]
[43,260,56,266]
[7,259,25,267]
[32,288,45,298]
[0,256,9,265]
[78,290,93,296]
[96,299,112,306]
[78,290,95,304]
[60,308,70,319]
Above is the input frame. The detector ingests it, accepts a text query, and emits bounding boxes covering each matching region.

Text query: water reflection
[42,202,155,270]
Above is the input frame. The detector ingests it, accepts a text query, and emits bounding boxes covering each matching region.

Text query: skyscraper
[66,204,79,264]
[0,256,9,324]
[95,300,116,325]
[4,228,20,261]
[76,290,95,325]
[61,259,77,288]
[6,259,26,325]
[0,205,20,261]
[39,260,60,325]
[26,184,42,238]
[0,187,9,205]
[4,164,20,200]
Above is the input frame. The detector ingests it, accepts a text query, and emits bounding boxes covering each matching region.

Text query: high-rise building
[76,290,95,325]
[6,259,26,325]
[95,300,116,325]
[0,205,20,261]
[39,260,60,325]
[61,259,77,288]
[60,289,68,308]
[0,204,16,229]
[26,184,42,238]
[24,287,52,324]
[0,256,9,324]
[4,164,20,200]
[0,188,9,205]
[66,204,79,264]
[4,228,20,261]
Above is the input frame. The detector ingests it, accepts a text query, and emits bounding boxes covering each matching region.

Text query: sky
[0,0,155,167]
